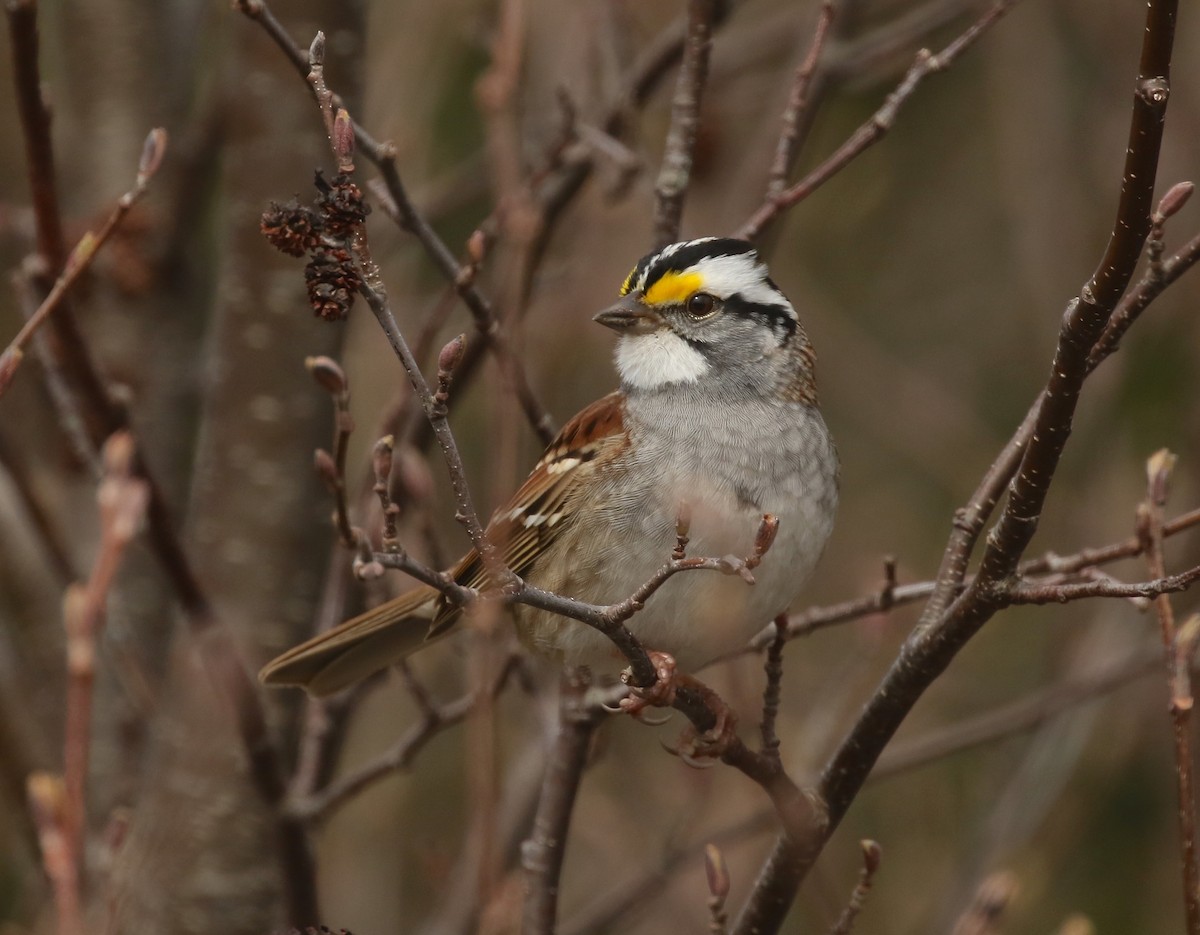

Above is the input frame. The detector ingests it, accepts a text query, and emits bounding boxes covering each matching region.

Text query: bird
[259,237,839,697]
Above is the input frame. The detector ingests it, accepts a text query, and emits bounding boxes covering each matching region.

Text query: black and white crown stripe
[621,237,797,338]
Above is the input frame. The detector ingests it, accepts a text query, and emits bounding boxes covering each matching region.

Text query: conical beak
[593,294,663,334]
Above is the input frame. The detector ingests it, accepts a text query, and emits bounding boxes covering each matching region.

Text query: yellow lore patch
[642,271,703,307]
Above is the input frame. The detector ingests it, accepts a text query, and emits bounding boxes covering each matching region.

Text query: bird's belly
[517,473,832,672]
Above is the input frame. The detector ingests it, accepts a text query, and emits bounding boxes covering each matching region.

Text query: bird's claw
[618,650,678,718]
[661,701,738,768]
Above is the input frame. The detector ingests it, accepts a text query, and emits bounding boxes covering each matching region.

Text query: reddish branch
[562,645,1173,935]
[828,841,881,935]
[60,434,147,900]
[27,774,80,935]
[1139,451,1200,934]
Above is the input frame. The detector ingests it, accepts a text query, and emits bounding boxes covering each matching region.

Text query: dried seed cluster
[260,171,371,321]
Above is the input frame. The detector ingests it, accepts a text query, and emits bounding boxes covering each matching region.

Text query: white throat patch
[616,331,709,389]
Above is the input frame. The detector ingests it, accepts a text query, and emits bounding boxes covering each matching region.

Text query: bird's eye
[684,292,718,319]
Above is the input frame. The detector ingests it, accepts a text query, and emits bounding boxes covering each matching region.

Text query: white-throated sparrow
[260,237,838,696]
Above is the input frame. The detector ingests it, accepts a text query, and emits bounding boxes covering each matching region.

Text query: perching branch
[733,0,1181,930]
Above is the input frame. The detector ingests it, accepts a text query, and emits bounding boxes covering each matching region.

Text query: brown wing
[428,391,628,635]
[258,392,629,696]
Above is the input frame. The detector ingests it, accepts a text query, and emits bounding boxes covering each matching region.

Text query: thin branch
[729,504,1200,661]
[356,282,497,566]
[26,774,81,935]
[61,434,147,891]
[765,1,837,199]
[733,0,1181,929]
[737,0,1020,242]
[0,129,166,397]
[1139,450,1200,934]
[1008,564,1200,605]
[949,872,1019,935]
[1090,188,1200,369]
[522,671,604,935]
[286,656,518,822]
[306,355,359,548]
[7,3,314,921]
[827,841,881,935]
[759,617,788,761]
[652,0,719,247]
[235,0,556,444]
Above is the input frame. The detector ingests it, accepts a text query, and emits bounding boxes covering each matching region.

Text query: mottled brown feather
[428,390,629,634]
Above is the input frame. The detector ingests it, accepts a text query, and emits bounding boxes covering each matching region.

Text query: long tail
[258,585,441,697]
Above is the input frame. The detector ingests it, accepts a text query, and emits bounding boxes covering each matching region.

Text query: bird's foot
[618,650,678,724]
[662,677,739,768]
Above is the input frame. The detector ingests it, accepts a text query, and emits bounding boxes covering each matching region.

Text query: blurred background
[0,0,1198,932]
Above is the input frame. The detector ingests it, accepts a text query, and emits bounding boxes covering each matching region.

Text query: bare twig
[306,355,359,548]
[1008,564,1200,605]
[287,656,519,822]
[737,0,1020,242]
[1138,450,1200,934]
[61,433,148,887]
[236,2,555,443]
[705,844,731,935]
[1090,185,1199,368]
[522,670,604,935]
[653,0,719,247]
[27,774,81,935]
[730,504,1200,660]
[733,0,1181,929]
[950,871,1019,935]
[0,130,166,397]
[759,616,788,761]
[356,280,499,568]
[828,840,881,935]
[765,1,837,199]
